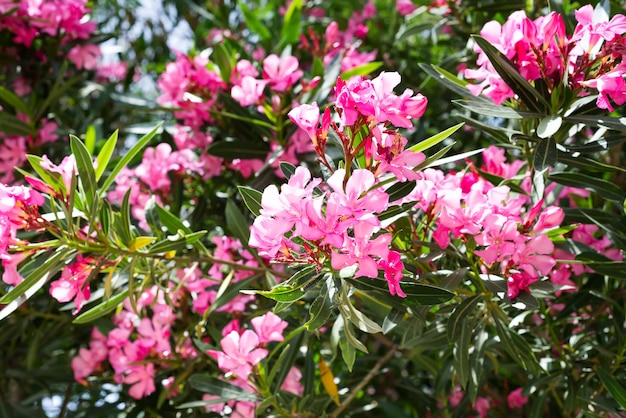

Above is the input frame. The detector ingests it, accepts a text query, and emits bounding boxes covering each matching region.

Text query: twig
[329,345,398,418]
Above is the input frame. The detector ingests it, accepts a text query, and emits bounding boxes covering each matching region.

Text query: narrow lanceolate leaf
[536,115,562,139]
[549,172,623,202]
[533,136,557,172]
[257,265,322,303]
[448,294,481,342]
[0,111,34,136]
[207,139,270,160]
[0,247,74,307]
[386,180,416,202]
[340,62,383,80]
[70,135,97,208]
[73,289,130,324]
[239,2,271,41]
[0,85,31,116]
[564,115,626,132]
[472,35,549,113]
[305,281,333,330]
[189,375,261,402]
[95,130,118,180]
[453,317,472,389]
[149,231,207,254]
[279,161,297,179]
[237,185,263,217]
[419,63,478,100]
[100,123,162,196]
[345,277,454,305]
[409,122,464,153]
[278,0,302,49]
[225,199,250,244]
[597,367,626,409]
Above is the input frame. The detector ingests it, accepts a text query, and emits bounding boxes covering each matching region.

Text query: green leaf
[207,139,270,160]
[212,42,234,83]
[270,332,304,391]
[73,289,130,324]
[472,35,549,113]
[419,64,477,100]
[339,62,383,80]
[225,199,250,244]
[210,276,258,314]
[536,115,562,139]
[0,86,31,116]
[549,172,623,201]
[0,247,74,307]
[155,204,193,235]
[279,161,297,179]
[85,125,97,155]
[26,154,65,193]
[278,0,302,50]
[597,367,626,409]
[237,186,263,217]
[453,317,472,388]
[305,280,333,331]
[95,130,118,181]
[0,111,34,136]
[239,2,271,41]
[345,277,454,305]
[386,180,416,203]
[564,115,626,132]
[257,265,322,302]
[149,231,207,254]
[70,135,97,209]
[100,123,162,196]
[453,99,540,119]
[575,252,626,276]
[447,295,481,342]
[409,122,464,153]
[189,375,261,402]
[533,136,557,172]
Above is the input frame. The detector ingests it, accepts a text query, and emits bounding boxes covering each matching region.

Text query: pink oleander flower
[262,54,303,92]
[288,102,320,141]
[67,44,101,70]
[580,63,626,111]
[331,221,392,278]
[397,0,417,16]
[281,367,304,395]
[125,363,156,399]
[209,330,268,380]
[508,388,529,408]
[251,312,289,343]
[327,169,389,222]
[39,155,77,196]
[473,396,491,418]
[231,76,268,107]
[49,255,94,314]
[378,251,407,297]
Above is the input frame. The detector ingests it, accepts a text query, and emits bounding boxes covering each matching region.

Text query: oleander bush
[1,0,626,417]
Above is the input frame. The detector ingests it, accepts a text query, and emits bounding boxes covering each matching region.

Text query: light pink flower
[251,312,288,343]
[262,54,303,92]
[209,330,268,380]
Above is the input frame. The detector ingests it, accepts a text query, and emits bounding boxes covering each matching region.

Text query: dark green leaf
[448,294,481,342]
[420,64,478,100]
[472,35,549,113]
[533,136,557,172]
[155,204,193,234]
[564,115,626,132]
[597,367,626,409]
[70,135,97,208]
[453,99,541,119]
[345,277,454,305]
[564,135,626,153]
[453,317,472,388]
[549,172,623,201]
[305,281,333,330]
[279,161,297,179]
[0,112,34,136]
[189,375,261,402]
[100,123,162,195]
[386,180,416,203]
[207,139,270,160]
[271,332,304,391]
[212,42,234,83]
[73,289,130,324]
[238,185,263,217]
[0,86,30,115]
[225,199,250,244]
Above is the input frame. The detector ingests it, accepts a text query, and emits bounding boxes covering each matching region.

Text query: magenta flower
[288,102,320,141]
[209,330,268,380]
[125,363,156,399]
[507,388,529,409]
[378,251,407,297]
[231,76,268,107]
[262,54,303,92]
[251,312,288,343]
[332,222,391,278]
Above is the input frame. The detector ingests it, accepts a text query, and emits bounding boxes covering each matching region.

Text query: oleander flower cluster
[465,3,626,110]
